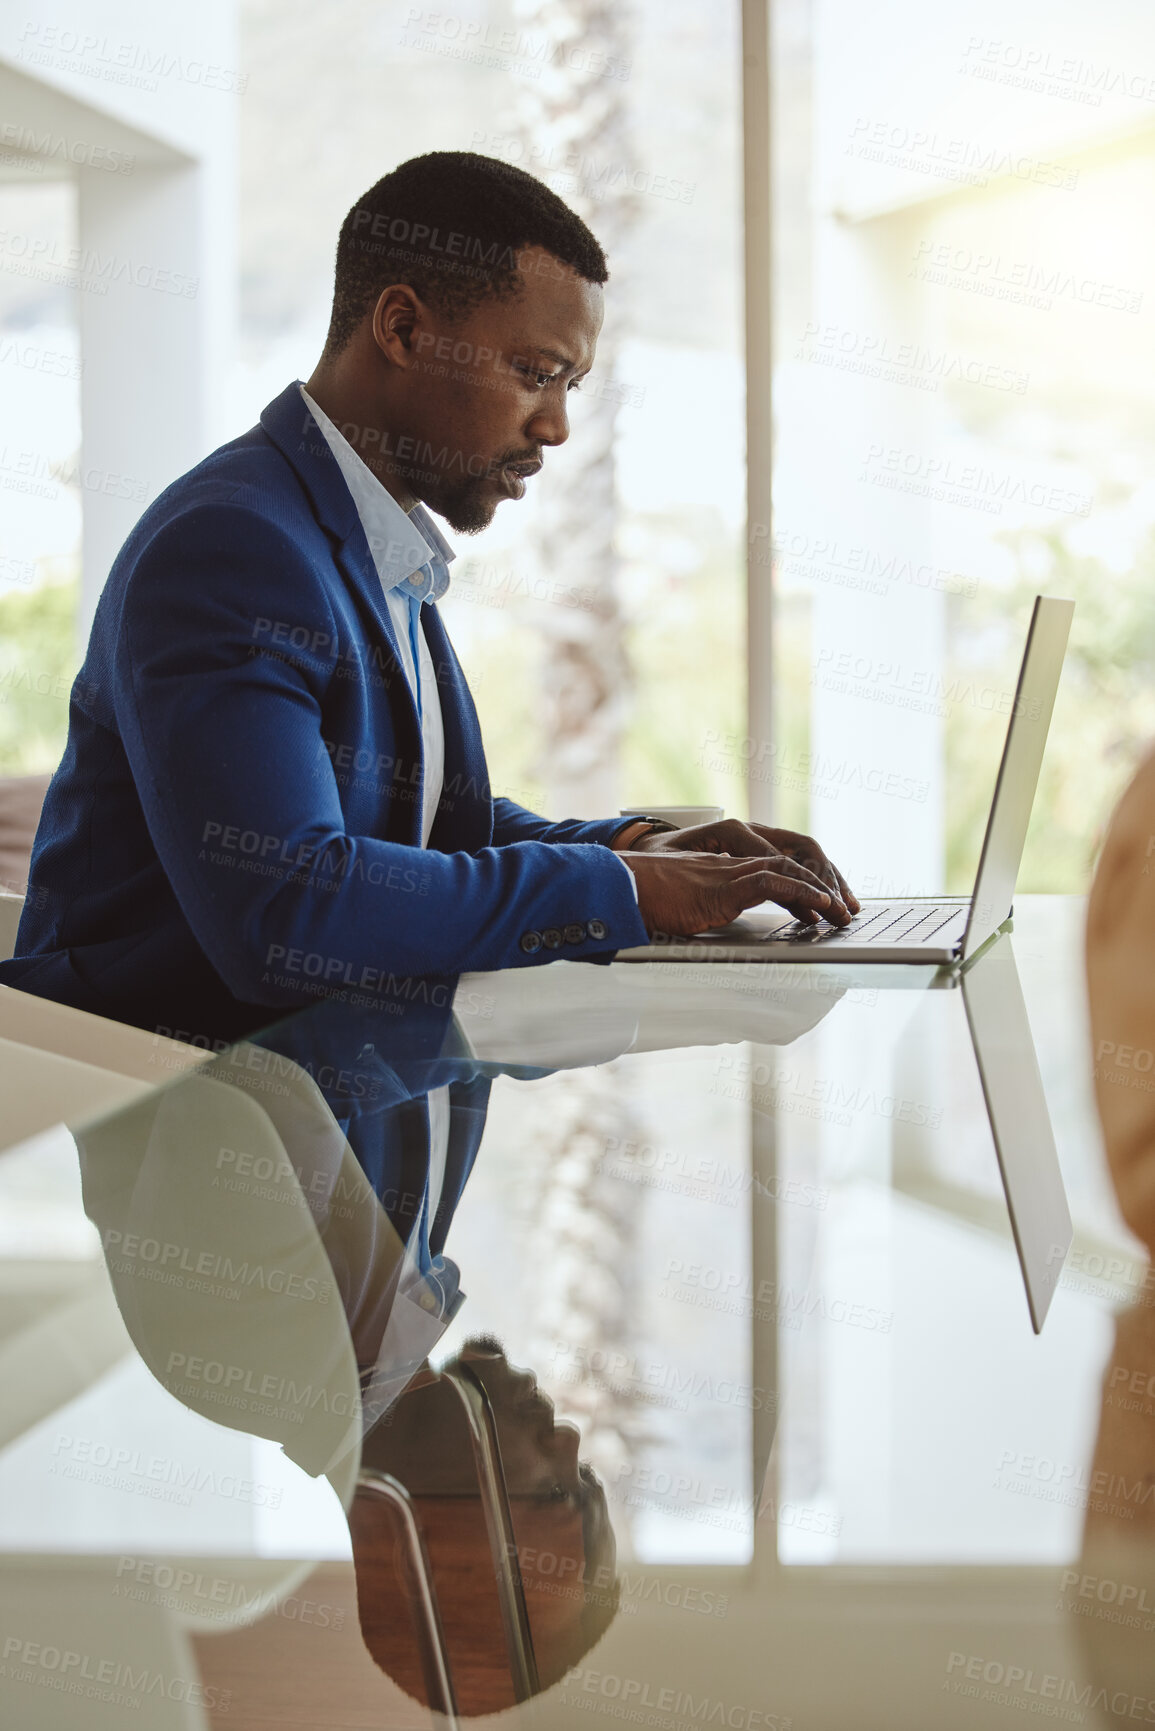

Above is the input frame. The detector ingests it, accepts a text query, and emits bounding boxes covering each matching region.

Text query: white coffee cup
[620,805,724,829]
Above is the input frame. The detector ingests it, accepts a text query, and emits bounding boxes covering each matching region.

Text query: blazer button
[542,928,562,950]
[587,918,608,941]
[564,924,585,945]
[519,931,543,955]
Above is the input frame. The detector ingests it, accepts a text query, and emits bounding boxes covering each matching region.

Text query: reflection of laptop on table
[620,594,1073,967]
[960,935,1072,1332]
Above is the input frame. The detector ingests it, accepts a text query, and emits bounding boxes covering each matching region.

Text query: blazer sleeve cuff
[509,843,649,966]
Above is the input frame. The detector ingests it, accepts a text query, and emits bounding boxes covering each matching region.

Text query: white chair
[0,772,49,955]
[0,891,24,963]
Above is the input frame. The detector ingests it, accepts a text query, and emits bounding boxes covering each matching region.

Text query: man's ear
[371,285,429,369]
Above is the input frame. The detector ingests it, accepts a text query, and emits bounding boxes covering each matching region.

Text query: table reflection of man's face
[354,1335,618,1717]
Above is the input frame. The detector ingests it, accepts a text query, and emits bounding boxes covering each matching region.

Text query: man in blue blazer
[1,152,855,1044]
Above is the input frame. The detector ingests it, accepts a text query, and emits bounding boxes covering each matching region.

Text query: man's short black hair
[322,151,608,358]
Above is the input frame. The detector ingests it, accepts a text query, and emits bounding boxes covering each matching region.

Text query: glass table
[0,896,1148,1728]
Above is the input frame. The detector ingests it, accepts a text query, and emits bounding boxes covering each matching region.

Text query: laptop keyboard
[764,902,967,947]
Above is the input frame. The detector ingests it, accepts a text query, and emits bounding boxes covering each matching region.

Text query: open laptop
[620,594,1074,967]
[959,932,1072,1331]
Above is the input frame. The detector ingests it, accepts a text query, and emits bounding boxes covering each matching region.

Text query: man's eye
[517,365,564,390]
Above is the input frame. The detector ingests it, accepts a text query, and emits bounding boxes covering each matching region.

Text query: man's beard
[431,472,499,534]
[417,448,540,534]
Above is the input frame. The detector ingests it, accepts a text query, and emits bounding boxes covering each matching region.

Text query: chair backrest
[0,771,50,893]
[0,892,24,962]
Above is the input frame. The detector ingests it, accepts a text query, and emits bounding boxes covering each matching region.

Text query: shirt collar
[298,384,454,603]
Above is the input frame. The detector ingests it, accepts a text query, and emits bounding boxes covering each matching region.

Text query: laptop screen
[962,595,1074,961]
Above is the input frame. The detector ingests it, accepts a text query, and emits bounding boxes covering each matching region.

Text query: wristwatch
[609,815,680,848]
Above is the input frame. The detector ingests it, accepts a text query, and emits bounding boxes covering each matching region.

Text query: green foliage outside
[620,530,748,817]
[945,529,1155,894]
[0,578,80,776]
[5,523,1151,903]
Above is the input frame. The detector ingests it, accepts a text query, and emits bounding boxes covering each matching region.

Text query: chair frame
[356,1360,541,1719]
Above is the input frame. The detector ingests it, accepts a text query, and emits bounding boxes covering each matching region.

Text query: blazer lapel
[422,606,492,853]
[259,382,414,709]
[259,383,492,854]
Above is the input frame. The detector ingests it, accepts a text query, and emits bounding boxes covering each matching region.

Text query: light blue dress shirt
[300,385,453,849]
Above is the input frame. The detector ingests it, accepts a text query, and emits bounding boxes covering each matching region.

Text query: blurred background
[1,0,1151,1576]
[3,0,1152,893]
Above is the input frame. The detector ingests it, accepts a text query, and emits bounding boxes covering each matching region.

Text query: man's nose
[526,398,569,448]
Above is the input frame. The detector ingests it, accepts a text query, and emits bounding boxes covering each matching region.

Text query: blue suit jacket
[0,382,648,1041]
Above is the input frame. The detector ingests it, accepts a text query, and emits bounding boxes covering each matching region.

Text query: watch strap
[608,815,680,846]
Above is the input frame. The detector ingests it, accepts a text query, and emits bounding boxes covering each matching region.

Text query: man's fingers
[787,854,855,919]
[749,823,860,916]
[763,875,854,925]
[798,846,859,915]
[723,851,831,895]
[831,864,860,913]
[815,858,859,914]
[720,869,838,923]
[629,850,855,938]
[763,855,850,918]
[686,854,851,924]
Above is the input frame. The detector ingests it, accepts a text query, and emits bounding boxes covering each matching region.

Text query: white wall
[0,0,238,635]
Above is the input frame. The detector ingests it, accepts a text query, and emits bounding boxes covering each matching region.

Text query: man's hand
[624,819,859,918]
[620,849,851,939]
